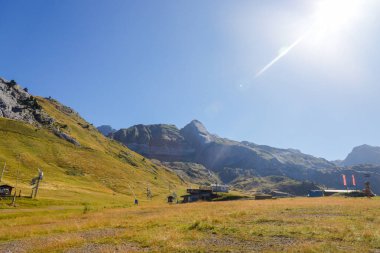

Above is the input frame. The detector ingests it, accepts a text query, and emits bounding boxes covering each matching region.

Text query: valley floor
[0,197,379,252]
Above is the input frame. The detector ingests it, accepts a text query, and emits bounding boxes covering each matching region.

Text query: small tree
[8,80,17,87]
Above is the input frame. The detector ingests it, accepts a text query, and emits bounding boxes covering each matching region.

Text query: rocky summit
[97,125,116,136]
[343,144,380,166]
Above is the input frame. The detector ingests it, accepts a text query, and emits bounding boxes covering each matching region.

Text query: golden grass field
[0,197,379,252]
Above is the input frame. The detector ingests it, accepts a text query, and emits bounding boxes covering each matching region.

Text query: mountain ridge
[106,121,380,194]
[343,144,380,166]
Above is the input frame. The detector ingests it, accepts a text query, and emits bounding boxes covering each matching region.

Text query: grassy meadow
[0,197,379,252]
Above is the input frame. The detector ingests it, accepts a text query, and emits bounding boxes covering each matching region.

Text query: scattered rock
[53,129,81,146]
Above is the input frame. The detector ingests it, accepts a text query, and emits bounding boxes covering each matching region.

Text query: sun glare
[312,0,362,38]
[254,0,368,78]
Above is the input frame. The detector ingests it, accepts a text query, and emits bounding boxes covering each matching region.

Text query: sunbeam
[255,0,364,78]
[255,33,307,78]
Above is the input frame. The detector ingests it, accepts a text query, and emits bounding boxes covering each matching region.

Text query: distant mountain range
[99,121,380,194]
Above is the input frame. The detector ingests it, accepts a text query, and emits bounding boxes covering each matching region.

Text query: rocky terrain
[0,78,53,126]
[0,78,81,145]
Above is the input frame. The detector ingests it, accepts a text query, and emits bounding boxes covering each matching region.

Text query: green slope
[0,97,185,207]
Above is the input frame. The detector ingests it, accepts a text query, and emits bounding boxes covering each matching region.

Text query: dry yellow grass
[0,197,379,252]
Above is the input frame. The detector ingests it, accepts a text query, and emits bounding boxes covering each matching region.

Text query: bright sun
[312,0,362,37]
[255,0,368,78]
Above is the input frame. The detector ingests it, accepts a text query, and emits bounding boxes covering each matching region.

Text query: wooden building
[181,188,218,203]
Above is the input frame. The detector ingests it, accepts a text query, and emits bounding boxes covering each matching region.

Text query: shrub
[9,80,17,86]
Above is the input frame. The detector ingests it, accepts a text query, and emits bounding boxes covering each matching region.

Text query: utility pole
[11,156,21,206]
[0,162,6,182]
[33,169,43,199]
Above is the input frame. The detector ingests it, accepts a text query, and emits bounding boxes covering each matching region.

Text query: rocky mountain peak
[343,144,380,166]
[97,125,116,136]
[180,120,214,148]
[353,144,378,151]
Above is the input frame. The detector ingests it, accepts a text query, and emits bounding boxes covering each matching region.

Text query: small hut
[0,184,14,197]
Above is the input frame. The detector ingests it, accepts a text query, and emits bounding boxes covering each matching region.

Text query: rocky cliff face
[343,145,380,166]
[110,120,344,191]
[0,78,53,126]
[110,124,195,161]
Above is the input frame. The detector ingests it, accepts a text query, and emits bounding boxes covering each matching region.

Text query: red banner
[352,174,356,186]
[342,174,347,186]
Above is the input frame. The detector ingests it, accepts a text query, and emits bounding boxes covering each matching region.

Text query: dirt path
[0,228,148,253]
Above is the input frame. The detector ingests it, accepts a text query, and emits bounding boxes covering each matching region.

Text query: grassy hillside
[0,97,186,207]
[231,175,320,195]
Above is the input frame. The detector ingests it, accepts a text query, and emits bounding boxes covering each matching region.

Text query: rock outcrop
[0,77,79,146]
[0,78,53,126]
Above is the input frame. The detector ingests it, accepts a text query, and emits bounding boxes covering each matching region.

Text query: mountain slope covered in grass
[0,78,185,206]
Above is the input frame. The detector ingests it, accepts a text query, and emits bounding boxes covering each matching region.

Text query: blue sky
[1,0,379,160]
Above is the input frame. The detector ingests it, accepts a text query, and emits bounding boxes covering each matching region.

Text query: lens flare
[255,0,363,78]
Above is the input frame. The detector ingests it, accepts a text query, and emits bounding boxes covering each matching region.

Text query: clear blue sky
[1,0,379,160]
